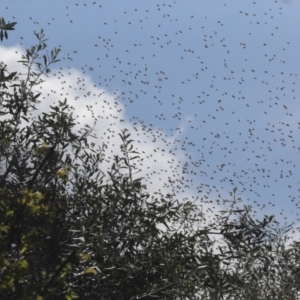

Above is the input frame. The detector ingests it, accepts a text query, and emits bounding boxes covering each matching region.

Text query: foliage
[1,18,299,300]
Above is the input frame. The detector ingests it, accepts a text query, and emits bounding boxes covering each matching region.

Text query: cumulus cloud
[0,45,221,220]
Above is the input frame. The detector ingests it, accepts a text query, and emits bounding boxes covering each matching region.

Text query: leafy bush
[1,20,298,300]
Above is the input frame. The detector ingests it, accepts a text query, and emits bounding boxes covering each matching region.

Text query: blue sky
[2,0,300,230]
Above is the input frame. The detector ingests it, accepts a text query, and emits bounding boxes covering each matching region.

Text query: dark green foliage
[1,18,299,300]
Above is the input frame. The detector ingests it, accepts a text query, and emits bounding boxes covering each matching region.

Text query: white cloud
[0,45,221,218]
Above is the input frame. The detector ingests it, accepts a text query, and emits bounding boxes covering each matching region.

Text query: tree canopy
[1,18,300,300]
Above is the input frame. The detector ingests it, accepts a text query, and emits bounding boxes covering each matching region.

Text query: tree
[0,23,86,299]
[0,19,296,300]
[0,20,209,300]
